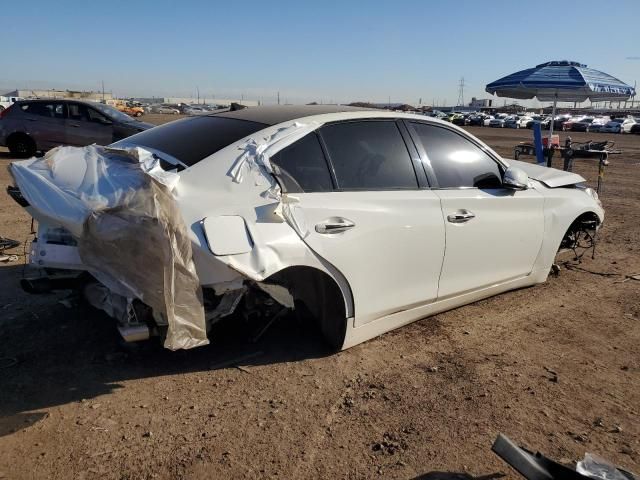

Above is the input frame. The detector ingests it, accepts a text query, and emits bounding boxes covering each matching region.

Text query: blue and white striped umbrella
[486,60,635,144]
[486,60,635,102]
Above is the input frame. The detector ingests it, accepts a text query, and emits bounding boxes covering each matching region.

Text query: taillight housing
[0,104,13,119]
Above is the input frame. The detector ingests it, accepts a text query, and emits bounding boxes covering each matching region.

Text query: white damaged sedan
[9,106,604,350]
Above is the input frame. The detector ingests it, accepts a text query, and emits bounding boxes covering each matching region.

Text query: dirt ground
[0,117,638,480]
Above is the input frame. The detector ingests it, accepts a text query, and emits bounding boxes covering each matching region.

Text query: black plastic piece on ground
[491,434,587,480]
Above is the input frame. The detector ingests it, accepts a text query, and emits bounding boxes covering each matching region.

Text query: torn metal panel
[228,121,320,200]
[255,282,294,309]
[205,287,246,325]
[10,145,208,350]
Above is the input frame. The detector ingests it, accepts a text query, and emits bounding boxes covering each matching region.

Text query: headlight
[583,187,602,207]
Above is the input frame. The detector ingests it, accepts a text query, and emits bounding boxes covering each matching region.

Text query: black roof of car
[213,105,374,126]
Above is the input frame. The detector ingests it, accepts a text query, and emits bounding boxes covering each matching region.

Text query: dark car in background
[550,114,572,131]
[0,99,154,157]
[563,117,594,132]
[466,114,486,126]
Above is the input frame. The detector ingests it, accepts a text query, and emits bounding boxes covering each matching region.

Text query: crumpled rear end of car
[9,145,208,350]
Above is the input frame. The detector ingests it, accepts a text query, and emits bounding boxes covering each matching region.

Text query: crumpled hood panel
[506,159,586,188]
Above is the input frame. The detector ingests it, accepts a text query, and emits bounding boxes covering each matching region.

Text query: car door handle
[315,217,356,234]
[447,209,475,223]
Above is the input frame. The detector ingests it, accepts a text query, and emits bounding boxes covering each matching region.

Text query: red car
[563,117,594,132]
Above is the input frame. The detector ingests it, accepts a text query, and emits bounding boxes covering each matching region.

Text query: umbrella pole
[548,98,557,144]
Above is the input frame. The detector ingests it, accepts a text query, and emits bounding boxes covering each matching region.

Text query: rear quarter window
[270,132,333,192]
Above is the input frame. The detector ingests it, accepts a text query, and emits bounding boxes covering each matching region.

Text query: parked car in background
[118,102,145,117]
[483,115,495,126]
[489,115,506,128]
[429,110,447,119]
[524,115,544,128]
[106,99,145,117]
[153,105,180,115]
[183,105,210,115]
[0,99,154,157]
[602,119,624,133]
[451,113,466,126]
[504,116,520,128]
[622,117,639,133]
[550,114,572,131]
[563,116,594,132]
[587,117,609,133]
[9,106,604,350]
[466,114,486,126]
[517,116,533,128]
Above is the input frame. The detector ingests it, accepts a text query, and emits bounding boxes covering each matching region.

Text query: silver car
[0,99,154,157]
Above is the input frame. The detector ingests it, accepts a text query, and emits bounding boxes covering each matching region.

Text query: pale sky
[1,0,638,107]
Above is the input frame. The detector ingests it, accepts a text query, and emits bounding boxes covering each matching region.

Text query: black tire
[7,134,36,158]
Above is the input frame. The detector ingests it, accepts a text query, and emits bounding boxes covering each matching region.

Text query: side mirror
[503,166,529,190]
[100,118,113,126]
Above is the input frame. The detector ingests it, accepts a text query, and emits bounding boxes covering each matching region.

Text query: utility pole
[101,80,105,102]
[277,91,280,105]
[196,86,200,104]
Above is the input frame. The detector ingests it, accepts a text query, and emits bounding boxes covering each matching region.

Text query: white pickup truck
[0,96,22,112]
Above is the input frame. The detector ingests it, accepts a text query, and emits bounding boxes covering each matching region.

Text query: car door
[66,102,113,146]
[270,120,445,327]
[407,121,544,299]
[18,101,67,148]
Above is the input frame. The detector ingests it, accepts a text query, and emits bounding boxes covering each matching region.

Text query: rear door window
[270,132,333,192]
[410,122,502,189]
[68,103,89,122]
[320,121,418,190]
[20,102,66,119]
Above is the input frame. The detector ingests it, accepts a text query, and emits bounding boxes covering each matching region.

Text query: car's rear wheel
[7,133,36,158]
[267,267,348,351]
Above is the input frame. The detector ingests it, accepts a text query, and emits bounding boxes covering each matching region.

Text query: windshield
[93,102,138,123]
